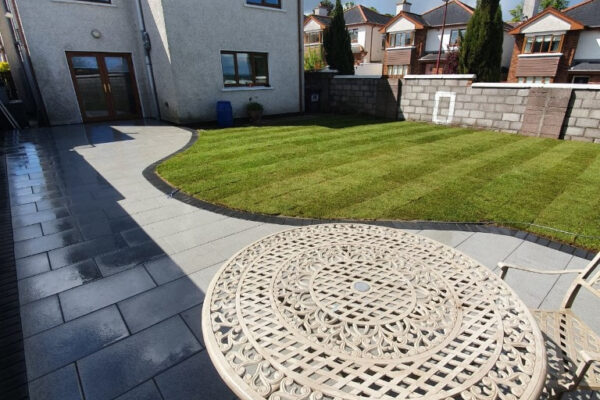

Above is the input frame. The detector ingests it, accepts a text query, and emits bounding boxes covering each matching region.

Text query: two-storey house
[4,0,303,125]
[507,0,600,83]
[380,0,515,77]
[303,3,391,75]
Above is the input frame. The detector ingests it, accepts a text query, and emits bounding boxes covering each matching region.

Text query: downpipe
[135,0,161,121]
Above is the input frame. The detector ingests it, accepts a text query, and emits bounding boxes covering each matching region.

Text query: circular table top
[202,224,546,400]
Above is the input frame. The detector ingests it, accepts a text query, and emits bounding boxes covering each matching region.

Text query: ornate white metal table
[202,224,547,400]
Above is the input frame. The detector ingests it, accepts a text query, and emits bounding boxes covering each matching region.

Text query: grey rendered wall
[159,0,302,124]
[16,0,154,125]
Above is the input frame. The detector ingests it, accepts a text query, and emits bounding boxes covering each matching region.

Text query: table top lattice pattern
[202,224,546,400]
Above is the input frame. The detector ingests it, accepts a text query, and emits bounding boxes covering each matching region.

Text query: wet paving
[2,121,598,400]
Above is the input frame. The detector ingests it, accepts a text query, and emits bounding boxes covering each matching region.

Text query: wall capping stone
[334,75,381,79]
[404,74,476,80]
[473,82,600,89]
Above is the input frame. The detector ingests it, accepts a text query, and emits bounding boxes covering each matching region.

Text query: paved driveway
[5,121,597,400]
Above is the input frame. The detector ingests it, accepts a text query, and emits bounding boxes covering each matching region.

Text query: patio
[2,121,598,399]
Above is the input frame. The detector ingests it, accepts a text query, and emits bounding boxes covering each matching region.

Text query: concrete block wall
[329,77,400,119]
[399,76,528,133]
[563,90,600,143]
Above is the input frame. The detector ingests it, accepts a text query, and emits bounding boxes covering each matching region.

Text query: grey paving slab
[77,316,201,400]
[14,228,81,259]
[28,364,83,400]
[24,305,129,380]
[503,241,574,308]
[114,380,163,400]
[118,274,206,333]
[121,227,153,247]
[60,266,156,321]
[11,202,37,216]
[155,351,236,400]
[160,217,262,254]
[95,241,164,276]
[16,252,51,280]
[20,295,63,338]
[418,230,475,248]
[141,210,229,239]
[144,242,226,285]
[13,224,43,242]
[18,259,102,304]
[456,232,523,270]
[129,203,198,227]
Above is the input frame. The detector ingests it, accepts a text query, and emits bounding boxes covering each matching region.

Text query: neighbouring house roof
[304,14,331,29]
[564,0,600,27]
[421,0,474,26]
[344,5,392,26]
[509,7,584,34]
[569,61,600,72]
[380,0,473,32]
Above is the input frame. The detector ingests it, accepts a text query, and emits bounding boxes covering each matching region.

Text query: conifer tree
[458,0,504,82]
[323,0,355,75]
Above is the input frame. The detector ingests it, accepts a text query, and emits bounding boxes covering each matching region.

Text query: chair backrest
[562,252,600,309]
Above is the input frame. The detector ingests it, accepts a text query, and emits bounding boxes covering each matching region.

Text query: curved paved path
[5,122,597,400]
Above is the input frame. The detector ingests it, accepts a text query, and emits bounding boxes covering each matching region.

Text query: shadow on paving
[5,121,235,400]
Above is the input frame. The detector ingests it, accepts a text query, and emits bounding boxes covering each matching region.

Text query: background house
[507,0,600,83]
[303,3,391,76]
[5,0,303,126]
[380,0,515,77]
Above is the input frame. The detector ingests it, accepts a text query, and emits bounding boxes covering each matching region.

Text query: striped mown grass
[157,116,600,250]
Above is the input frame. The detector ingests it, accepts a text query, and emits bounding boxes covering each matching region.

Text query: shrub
[247,102,264,112]
[0,62,10,73]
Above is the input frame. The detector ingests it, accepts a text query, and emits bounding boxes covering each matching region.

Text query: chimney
[314,3,329,16]
[396,0,412,14]
[522,0,541,19]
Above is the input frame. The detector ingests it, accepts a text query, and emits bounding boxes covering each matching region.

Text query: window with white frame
[517,76,551,83]
[388,31,413,47]
[387,64,409,76]
[349,29,359,43]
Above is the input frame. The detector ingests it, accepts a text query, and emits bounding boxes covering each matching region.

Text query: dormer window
[523,34,563,54]
[246,0,281,8]
[305,32,322,44]
[389,31,414,47]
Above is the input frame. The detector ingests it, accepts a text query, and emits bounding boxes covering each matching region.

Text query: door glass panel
[71,56,109,118]
[105,56,137,116]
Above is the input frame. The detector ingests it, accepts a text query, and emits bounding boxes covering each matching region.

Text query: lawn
[157,116,600,250]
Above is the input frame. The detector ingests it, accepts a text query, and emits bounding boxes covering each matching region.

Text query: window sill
[386,46,416,50]
[221,86,274,92]
[51,0,116,7]
[243,4,286,12]
[518,53,563,58]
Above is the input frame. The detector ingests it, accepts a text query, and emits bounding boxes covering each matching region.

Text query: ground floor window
[517,76,551,84]
[387,64,409,77]
[572,76,590,84]
[221,51,269,87]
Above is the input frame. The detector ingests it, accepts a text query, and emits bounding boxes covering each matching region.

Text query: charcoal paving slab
[20,295,63,338]
[77,316,201,400]
[155,351,236,400]
[59,266,156,321]
[13,224,43,242]
[18,259,102,304]
[114,380,163,400]
[14,229,81,259]
[28,364,83,400]
[24,305,128,380]
[15,252,51,280]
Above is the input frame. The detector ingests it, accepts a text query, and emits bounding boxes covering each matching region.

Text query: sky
[303,0,586,20]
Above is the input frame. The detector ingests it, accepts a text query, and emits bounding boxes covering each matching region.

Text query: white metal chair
[499,252,600,399]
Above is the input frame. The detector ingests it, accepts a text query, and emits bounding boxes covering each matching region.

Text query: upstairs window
[382,34,386,49]
[304,32,322,44]
[221,51,269,87]
[246,0,281,8]
[523,34,563,54]
[449,29,466,46]
[389,31,413,47]
[349,29,359,43]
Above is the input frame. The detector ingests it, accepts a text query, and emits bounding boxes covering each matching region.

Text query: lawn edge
[143,126,597,260]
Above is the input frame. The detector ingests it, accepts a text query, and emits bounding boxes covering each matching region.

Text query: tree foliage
[443,51,460,74]
[540,0,569,10]
[458,0,504,82]
[304,49,325,71]
[509,1,524,21]
[318,0,334,14]
[344,1,355,10]
[323,0,355,74]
